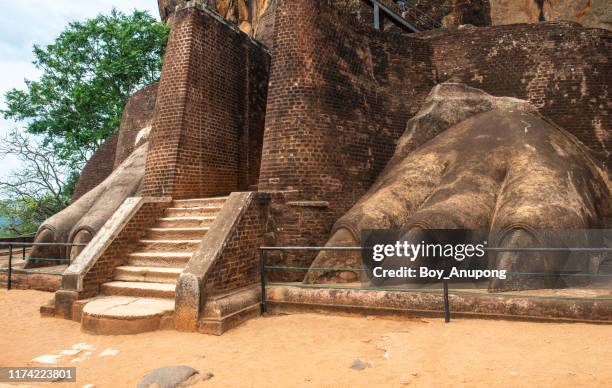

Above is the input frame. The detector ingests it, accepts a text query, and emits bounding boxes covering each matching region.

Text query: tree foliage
[0,130,76,236]
[0,9,168,236]
[2,9,169,170]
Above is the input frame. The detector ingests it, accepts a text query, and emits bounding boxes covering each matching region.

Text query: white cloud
[0,0,161,182]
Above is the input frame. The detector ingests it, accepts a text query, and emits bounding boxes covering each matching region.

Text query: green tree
[2,9,169,170]
[0,130,76,236]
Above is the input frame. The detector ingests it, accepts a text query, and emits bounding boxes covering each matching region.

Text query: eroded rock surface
[490,0,612,30]
[158,0,277,44]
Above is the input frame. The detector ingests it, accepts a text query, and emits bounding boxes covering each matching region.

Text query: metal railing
[367,0,443,33]
[259,246,612,323]
[368,0,421,32]
[0,242,87,290]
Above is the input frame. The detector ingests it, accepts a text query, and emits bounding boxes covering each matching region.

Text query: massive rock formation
[490,0,611,31]
[158,0,612,37]
[304,83,612,290]
[158,0,277,45]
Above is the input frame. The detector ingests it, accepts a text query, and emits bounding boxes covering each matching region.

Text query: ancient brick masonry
[142,4,270,198]
[204,195,269,294]
[71,133,119,202]
[71,84,158,202]
[259,0,436,278]
[423,22,611,167]
[113,83,158,169]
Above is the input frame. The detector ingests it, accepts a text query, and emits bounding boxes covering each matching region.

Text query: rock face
[157,1,611,34]
[489,0,611,30]
[157,0,277,45]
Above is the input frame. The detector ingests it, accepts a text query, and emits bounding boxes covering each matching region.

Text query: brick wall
[204,195,269,294]
[71,133,118,202]
[79,200,169,297]
[142,4,270,198]
[423,22,612,165]
[113,83,158,168]
[71,84,158,202]
[258,0,435,276]
[257,1,609,279]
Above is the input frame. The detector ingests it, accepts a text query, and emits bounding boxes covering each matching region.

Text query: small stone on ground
[350,359,372,370]
[137,365,199,388]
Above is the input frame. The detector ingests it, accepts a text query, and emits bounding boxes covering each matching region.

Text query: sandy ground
[0,290,610,388]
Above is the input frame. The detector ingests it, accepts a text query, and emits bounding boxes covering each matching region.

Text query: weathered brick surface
[259,0,435,276]
[204,195,269,294]
[142,5,270,198]
[71,133,118,202]
[422,22,611,166]
[80,201,169,298]
[113,83,158,168]
[71,84,158,202]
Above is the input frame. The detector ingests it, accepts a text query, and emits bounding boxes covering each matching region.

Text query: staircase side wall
[54,198,171,319]
[174,191,270,331]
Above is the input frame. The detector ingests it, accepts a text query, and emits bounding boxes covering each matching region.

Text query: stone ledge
[197,284,262,335]
[286,201,330,208]
[266,284,612,324]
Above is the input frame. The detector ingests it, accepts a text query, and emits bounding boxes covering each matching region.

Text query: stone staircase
[78,196,228,334]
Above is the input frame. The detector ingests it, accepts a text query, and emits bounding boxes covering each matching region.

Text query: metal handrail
[2,241,87,290]
[368,0,421,32]
[0,242,87,247]
[367,0,444,32]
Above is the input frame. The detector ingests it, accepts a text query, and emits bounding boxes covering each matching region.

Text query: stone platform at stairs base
[266,284,612,324]
[197,284,262,335]
[79,296,175,335]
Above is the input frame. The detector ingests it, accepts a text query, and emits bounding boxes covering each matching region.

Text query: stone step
[137,239,201,253]
[101,281,176,299]
[164,206,222,217]
[155,216,216,228]
[145,227,209,240]
[80,296,175,335]
[172,197,228,208]
[127,252,192,267]
[114,266,183,284]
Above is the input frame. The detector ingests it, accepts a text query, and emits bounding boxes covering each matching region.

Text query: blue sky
[0,0,160,180]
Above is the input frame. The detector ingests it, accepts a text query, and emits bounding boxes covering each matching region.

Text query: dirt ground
[0,290,610,388]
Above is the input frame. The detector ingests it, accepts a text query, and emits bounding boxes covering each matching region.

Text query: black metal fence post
[259,249,267,314]
[443,278,450,322]
[442,255,451,322]
[7,244,13,290]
